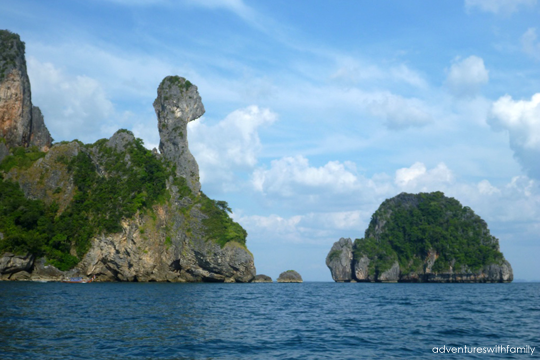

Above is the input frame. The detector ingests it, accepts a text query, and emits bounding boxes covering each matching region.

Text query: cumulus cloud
[489,93,540,178]
[239,210,367,245]
[27,57,115,143]
[365,92,432,130]
[465,0,537,14]
[477,179,501,195]
[189,105,277,190]
[521,28,540,61]
[395,162,454,192]
[445,56,489,98]
[252,155,360,197]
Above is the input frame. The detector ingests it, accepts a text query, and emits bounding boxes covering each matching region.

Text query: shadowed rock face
[154,76,204,193]
[0,253,34,276]
[252,274,273,283]
[0,30,52,152]
[325,237,353,282]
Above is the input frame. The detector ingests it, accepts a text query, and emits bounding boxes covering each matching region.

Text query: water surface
[1,282,538,359]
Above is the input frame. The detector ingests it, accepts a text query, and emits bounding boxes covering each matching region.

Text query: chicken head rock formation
[154,76,204,193]
[0,30,255,282]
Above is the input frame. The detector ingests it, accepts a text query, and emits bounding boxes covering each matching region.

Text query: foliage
[0,133,248,269]
[353,192,503,275]
[0,146,46,172]
[199,193,247,247]
[328,249,342,262]
[168,76,193,92]
[0,30,24,82]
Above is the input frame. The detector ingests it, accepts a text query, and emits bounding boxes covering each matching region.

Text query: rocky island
[326,192,513,283]
[0,30,256,282]
[277,270,303,283]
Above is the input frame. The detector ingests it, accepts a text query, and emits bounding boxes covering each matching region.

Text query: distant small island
[277,270,303,283]
[326,192,513,283]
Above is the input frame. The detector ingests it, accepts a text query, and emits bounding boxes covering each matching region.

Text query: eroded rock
[154,76,204,193]
[326,237,353,282]
[277,270,303,283]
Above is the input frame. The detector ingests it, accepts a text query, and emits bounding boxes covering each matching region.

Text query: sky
[1,0,539,281]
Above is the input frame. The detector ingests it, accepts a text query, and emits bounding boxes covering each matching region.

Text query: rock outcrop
[325,237,353,282]
[0,30,52,152]
[327,192,513,283]
[252,274,273,283]
[277,270,303,283]
[0,253,34,278]
[154,76,204,193]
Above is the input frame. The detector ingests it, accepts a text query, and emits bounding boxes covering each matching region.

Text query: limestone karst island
[0,30,259,282]
[326,192,513,283]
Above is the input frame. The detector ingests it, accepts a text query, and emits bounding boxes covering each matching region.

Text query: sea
[0,282,538,359]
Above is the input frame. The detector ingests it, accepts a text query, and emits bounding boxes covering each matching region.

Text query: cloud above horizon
[489,93,540,179]
[445,56,489,98]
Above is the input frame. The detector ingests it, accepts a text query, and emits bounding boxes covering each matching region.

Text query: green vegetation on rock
[168,75,193,92]
[0,147,46,172]
[0,133,247,270]
[353,192,503,275]
[0,30,24,82]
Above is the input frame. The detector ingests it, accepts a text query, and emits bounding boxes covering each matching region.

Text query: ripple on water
[0,282,538,359]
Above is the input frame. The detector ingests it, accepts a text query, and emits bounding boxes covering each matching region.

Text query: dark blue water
[0,282,538,359]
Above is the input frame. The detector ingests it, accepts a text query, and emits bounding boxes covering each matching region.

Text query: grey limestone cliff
[154,76,204,193]
[325,237,353,282]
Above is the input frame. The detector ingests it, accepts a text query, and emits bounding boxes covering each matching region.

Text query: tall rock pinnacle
[0,30,52,156]
[154,76,205,193]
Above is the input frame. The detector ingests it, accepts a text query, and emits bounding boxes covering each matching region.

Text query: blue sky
[1,0,539,281]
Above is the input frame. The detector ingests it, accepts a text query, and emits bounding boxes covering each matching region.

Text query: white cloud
[521,28,540,61]
[465,0,537,14]
[395,162,454,191]
[27,57,115,143]
[189,105,277,190]
[489,93,540,178]
[445,56,489,98]
[252,155,360,197]
[364,92,432,130]
[478,179,501,195]
[239,210,367,245]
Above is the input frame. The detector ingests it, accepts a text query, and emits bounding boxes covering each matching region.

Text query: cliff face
[0,31,255,282]
[326,192,513,283]
[0,30,52,157]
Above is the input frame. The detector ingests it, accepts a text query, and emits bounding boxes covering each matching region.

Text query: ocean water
[0,282,538,359]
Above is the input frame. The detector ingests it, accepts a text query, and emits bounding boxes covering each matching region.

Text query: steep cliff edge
[0,30,52,158]
[326,192,513,283]
[0,31,255,282]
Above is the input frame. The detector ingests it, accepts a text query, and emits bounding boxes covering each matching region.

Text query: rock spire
[153,76,204,193]
[0,30,52,159]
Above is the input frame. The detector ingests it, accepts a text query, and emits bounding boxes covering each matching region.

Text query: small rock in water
[277,270,302,283]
